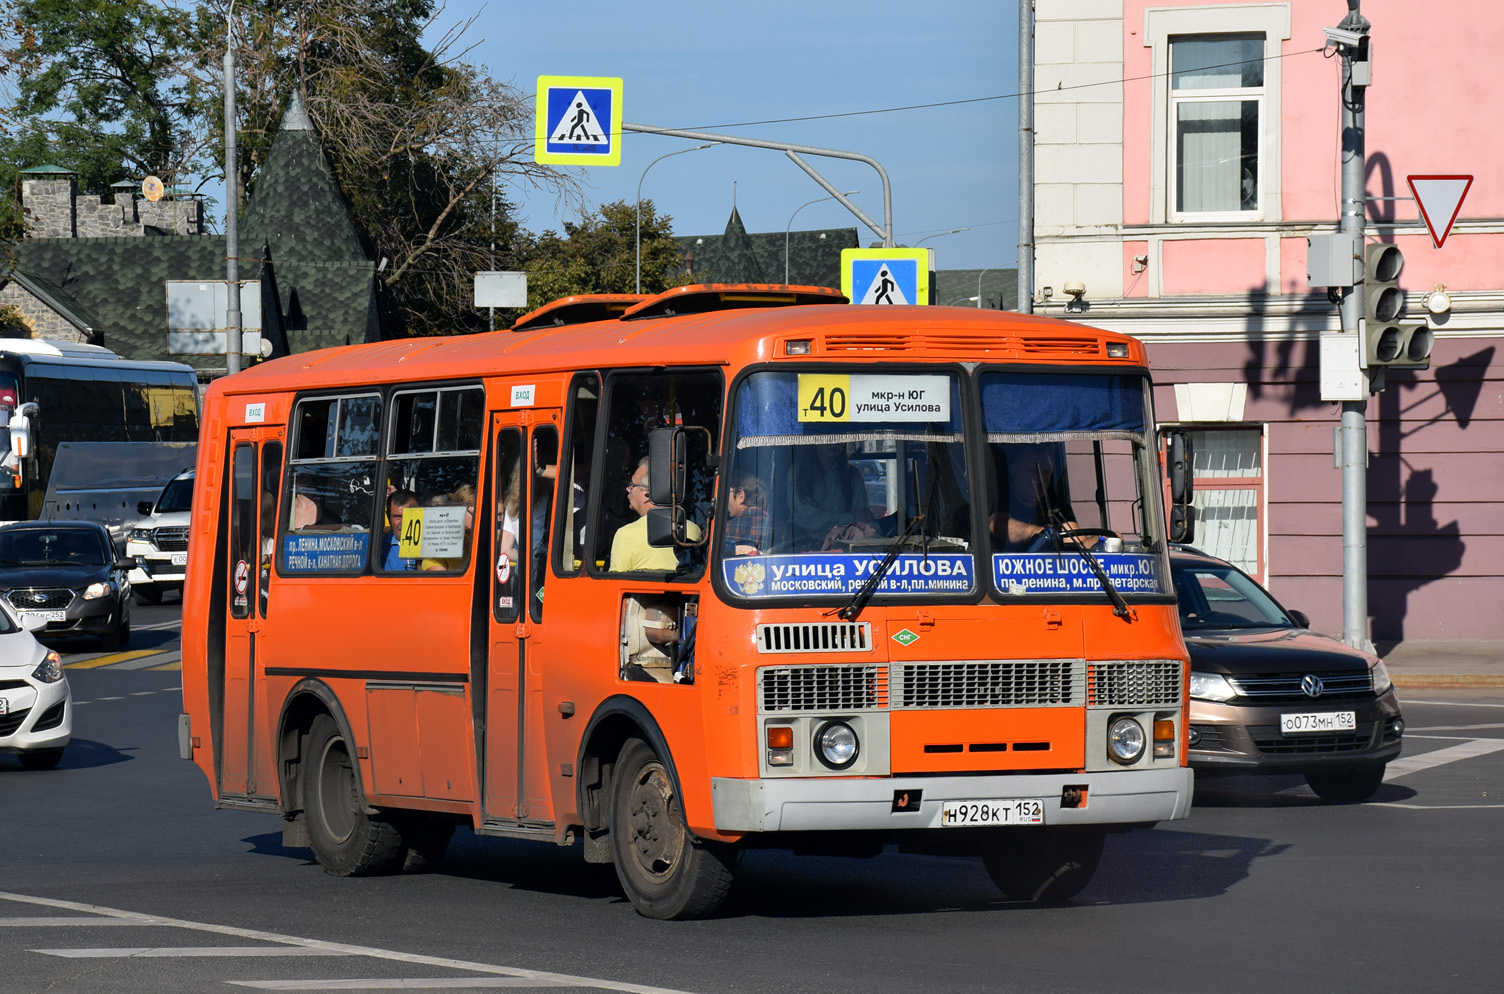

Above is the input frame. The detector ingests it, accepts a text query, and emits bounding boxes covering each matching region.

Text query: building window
[1170,34,1263,218]
[1188,427,1264,580]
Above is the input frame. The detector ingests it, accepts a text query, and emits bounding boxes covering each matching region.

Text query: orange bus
[180,285,1192,919]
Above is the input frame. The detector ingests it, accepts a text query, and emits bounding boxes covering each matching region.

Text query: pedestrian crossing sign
[842,248,931,306]
[535,76,623,166]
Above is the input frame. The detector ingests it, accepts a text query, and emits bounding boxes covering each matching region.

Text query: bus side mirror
[9,402,36,459]
[647,425,713,547]
[1167,429,1195,545]
[647,427,685,508]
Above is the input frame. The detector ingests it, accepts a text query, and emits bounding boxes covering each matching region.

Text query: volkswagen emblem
[1300,674,1325,698]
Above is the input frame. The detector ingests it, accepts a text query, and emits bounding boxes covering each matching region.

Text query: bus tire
[302,714,405,876]
[609,738,734,920]
[399,815,455,872]
[982,829,1105,903]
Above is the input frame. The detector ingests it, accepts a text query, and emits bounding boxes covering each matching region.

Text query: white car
[126,468,193,605]
[0,604,71,769]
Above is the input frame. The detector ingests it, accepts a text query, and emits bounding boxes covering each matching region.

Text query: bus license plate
[941,799,1044,827]
[1280,711,1356,735]
[23,611,65,623]
[171,552,188,566]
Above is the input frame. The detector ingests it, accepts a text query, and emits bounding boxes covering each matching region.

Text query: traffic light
[1362,243,1432,369]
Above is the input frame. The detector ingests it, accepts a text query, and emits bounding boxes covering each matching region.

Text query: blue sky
[428,0,1021,274]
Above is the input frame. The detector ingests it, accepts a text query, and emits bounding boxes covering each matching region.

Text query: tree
[188,0,581,336]
[514,200,693,314]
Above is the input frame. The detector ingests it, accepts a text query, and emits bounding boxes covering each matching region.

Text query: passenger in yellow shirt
[609,458,700,572]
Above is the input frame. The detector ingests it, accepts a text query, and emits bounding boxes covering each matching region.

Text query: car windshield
[0,528,109,566]
[156,476,194,513]
[1173,562,1291,629]
[721,369,976,601]
[979,370,1170,599]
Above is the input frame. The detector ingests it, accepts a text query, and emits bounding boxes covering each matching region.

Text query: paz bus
[180,284,1194,919]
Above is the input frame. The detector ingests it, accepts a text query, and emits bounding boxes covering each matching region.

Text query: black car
[0,521,133,650]
[1172,547,1403,802]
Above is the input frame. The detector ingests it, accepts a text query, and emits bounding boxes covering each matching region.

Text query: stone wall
[20,176,202,238]
[20,177,75,238]
[0,283,88,341]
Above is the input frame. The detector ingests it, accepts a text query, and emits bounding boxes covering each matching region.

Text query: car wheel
[1306,766,1386,803]
[302,714,406,875]
[135,585,163,606]
[609,737,735,920]
[101,603,131,651]
[18,747,65,770]
[982,829,1105,902]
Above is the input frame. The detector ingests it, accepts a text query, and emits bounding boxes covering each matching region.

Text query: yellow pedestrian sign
[535,76,623,166]
[842,247,931,305]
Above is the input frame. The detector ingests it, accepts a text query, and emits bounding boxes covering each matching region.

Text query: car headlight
[32,650,64,684]
[1108,716,1147,764]
[1370,659,1393,695]
[83,581,115,600]
[130,528,152,543]
[815,721,859,770]
[1189,671,1238,702]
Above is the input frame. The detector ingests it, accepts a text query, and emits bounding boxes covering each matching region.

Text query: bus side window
[259,440,282,616]
[556,373,598,576]
[381,386,483,573]
[531,425,557,622]
[282,393,382,575]
[494,429,523,623]
[230,444,256,619]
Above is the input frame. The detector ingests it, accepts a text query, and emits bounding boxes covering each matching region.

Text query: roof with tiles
[678,208,857,288]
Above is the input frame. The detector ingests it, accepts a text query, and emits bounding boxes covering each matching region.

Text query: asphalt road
[4,602,1501,994]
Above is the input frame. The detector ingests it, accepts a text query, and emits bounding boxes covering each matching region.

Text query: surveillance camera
[1322,25,1365,47]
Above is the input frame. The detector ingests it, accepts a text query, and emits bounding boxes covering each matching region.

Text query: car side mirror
[20,613,47,633]
[137,501,154,516]
[1288,609,1310,628]
[117,557,138,572]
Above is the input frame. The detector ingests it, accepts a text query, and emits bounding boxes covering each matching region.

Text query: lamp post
[914,226,970,247]
[785,190,857,283]
[636,142,715,293]
[976,267,993,308]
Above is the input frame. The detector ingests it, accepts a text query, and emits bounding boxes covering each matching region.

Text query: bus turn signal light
[1153,718,1176,759]
[767,725,794,767]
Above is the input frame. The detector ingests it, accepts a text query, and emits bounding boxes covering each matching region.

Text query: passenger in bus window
[498,463,521,568]
[723,474,771,556]
[420,482,475,571]
[609,457,700,572]
[792,443,878,551]
[382,489,420,571]
[989,443,1078,553]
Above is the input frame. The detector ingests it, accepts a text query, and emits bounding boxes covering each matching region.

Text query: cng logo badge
[891,628,920,646]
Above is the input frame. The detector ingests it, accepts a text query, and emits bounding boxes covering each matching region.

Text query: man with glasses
[608,457,700,572]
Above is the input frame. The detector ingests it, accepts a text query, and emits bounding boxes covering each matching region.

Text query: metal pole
[635,142,715,294]
[786,190,857,283]
[223,7,241,374]
[1017,0,1035,314]
[1338,3,1371,652]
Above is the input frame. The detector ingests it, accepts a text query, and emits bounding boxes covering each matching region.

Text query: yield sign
[1407,174,1473,249]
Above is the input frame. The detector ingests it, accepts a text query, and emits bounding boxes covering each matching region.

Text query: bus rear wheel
[609,738,734,920]
[982,828,1105,903]
[302,715,405,876]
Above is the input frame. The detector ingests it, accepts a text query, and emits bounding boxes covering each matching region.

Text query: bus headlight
[1107,716,1146,765]
[815,721,859,770]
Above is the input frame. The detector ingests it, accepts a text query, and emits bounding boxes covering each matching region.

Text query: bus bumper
[711,767,1194,833]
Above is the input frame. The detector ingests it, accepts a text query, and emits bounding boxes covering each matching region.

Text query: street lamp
[976,267,994,308]
[786,190,857,283]
[914,226,970,247]
[636,142,716,293]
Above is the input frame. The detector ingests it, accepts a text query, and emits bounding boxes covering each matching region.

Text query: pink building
[1030,0,1500,644]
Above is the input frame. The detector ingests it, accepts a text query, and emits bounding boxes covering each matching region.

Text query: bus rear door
[221,426,284,802]
[483,413,558,830]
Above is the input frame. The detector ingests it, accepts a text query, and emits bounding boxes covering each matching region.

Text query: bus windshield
[721,369,975,602]
[980,370,1168,598]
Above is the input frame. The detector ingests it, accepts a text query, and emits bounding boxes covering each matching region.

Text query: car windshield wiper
[832,457,938,623]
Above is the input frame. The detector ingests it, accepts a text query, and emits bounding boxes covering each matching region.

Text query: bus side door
[483,413,558,827]
[221,427,284,801]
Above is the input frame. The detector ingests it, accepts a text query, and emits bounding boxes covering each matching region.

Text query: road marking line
[1405,722,1504,732]
[1402,700,1504,709]
[66,650,160,670]
[1370,802,1504,810]
[228,980,573,990]
[0,917,144,926]
[35,946,354,958]
[149,661,183,671]
[1385,738,1504,780]
[0,892,700,994]
[119,651,180,670]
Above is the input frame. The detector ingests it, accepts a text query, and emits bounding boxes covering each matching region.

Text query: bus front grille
[759,664,888,712]
[891,660,1085,708]
[756,622,871,653]
[1087,660,1183,707]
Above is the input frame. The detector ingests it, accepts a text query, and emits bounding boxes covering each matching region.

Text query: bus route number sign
[797,374,949,424]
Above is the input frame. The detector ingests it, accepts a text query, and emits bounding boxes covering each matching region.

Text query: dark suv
[1172,547,1403,802]
[0,521,133,650]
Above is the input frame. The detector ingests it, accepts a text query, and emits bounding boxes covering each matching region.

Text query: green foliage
[514,200,692,314]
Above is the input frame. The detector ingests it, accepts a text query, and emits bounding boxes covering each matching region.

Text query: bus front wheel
[982,828,1105,902]
[302,715,405,876]
[609,738,734,920]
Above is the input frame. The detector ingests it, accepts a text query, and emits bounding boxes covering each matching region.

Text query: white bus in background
[0,340,199,547]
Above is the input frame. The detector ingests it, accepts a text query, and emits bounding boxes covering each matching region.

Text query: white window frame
[1145,5,1290,225]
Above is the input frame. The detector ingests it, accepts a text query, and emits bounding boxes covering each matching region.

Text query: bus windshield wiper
[1046,508,1135,623]
[832,456,937,623]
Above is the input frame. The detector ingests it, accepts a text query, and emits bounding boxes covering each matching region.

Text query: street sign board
[534,76,623,166]
[841,247,931,306]
[474,271,527,309]
[1407,174,1472,249]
